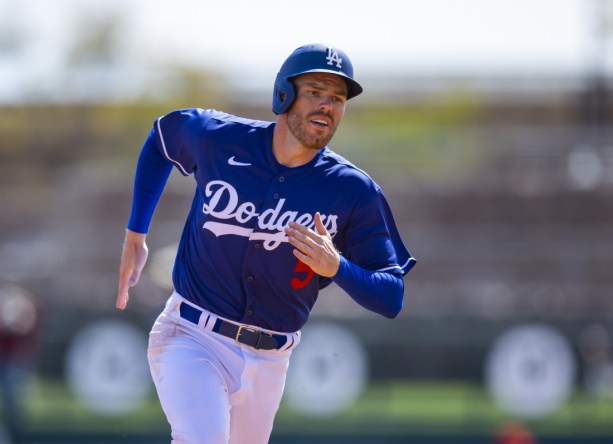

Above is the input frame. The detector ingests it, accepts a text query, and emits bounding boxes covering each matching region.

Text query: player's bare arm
[116,229,148,310]
[285,212,340,277]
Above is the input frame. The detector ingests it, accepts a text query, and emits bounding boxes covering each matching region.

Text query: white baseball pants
[147,292,301,444]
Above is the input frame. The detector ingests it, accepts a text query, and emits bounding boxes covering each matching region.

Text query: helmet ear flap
[272,76,296,115]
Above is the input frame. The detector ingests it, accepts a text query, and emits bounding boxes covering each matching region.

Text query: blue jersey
[149,108,415,332]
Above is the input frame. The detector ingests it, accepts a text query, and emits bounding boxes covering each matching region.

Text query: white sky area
[0,0,612,102]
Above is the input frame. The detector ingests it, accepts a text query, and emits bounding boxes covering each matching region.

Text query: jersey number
[291,260,315,290]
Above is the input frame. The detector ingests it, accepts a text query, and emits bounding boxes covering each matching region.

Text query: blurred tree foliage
[336,91,483,183]
[0,91,482,188]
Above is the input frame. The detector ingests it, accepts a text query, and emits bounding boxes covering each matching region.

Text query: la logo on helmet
[326,47,342,68]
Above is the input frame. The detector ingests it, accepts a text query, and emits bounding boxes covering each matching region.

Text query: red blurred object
[493,420,537,444]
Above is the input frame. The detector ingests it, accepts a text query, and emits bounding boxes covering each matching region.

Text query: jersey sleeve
[342,183,416,276]
[127,129,174,233]
[154,108,213,176]
[332,256,405,318]
[378,189,417,275]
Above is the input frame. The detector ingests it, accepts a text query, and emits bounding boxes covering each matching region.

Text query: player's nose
[318,97,335,113]
[319,94,332,108]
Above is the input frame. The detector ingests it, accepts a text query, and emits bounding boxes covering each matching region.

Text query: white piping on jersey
[400,257,417,271]
[378,256,415,273]
[378,264,403,273]
[156,117,190,176]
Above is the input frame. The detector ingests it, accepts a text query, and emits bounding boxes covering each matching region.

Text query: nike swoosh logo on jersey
[228,156,252,167]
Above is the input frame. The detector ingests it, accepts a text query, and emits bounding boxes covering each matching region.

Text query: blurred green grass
[14,378,613,438]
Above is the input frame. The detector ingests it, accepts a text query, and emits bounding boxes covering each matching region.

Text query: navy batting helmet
[272,43,363,115]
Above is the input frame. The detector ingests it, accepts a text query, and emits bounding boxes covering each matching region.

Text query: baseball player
[116,43,416,444]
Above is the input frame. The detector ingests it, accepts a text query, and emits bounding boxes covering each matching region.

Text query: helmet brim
[289,69,363,100]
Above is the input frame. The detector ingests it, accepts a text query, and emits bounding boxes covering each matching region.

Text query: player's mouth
[308,113,333,129]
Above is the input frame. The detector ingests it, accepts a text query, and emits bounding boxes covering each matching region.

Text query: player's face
[286,73,347,150]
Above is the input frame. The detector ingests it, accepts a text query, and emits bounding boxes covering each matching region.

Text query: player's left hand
[285,212,340,278]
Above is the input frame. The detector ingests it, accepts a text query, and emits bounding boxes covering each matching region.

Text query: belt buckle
[235,325,271,349]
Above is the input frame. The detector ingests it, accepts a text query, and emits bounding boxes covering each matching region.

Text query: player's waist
[166,291,301,352]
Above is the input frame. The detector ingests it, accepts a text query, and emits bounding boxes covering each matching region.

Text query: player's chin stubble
[287,109,337,150]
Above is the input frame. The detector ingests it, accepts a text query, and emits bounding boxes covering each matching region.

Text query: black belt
[179,302,287,350]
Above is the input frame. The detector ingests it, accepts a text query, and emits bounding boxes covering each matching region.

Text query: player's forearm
[332,256,404,318]
[127,130,174,233]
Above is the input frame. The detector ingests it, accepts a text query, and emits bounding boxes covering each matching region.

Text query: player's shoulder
[158,108,273,132]
[319,148,380,190]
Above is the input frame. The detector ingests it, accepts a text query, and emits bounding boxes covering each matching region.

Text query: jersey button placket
[273,175,284,200]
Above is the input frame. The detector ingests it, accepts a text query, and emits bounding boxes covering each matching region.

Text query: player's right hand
[117,229,148,310]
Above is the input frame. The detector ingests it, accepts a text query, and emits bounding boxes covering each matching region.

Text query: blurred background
[1,0,613,443]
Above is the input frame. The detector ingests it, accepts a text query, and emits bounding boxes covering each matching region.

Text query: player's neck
[272,119,319,168]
